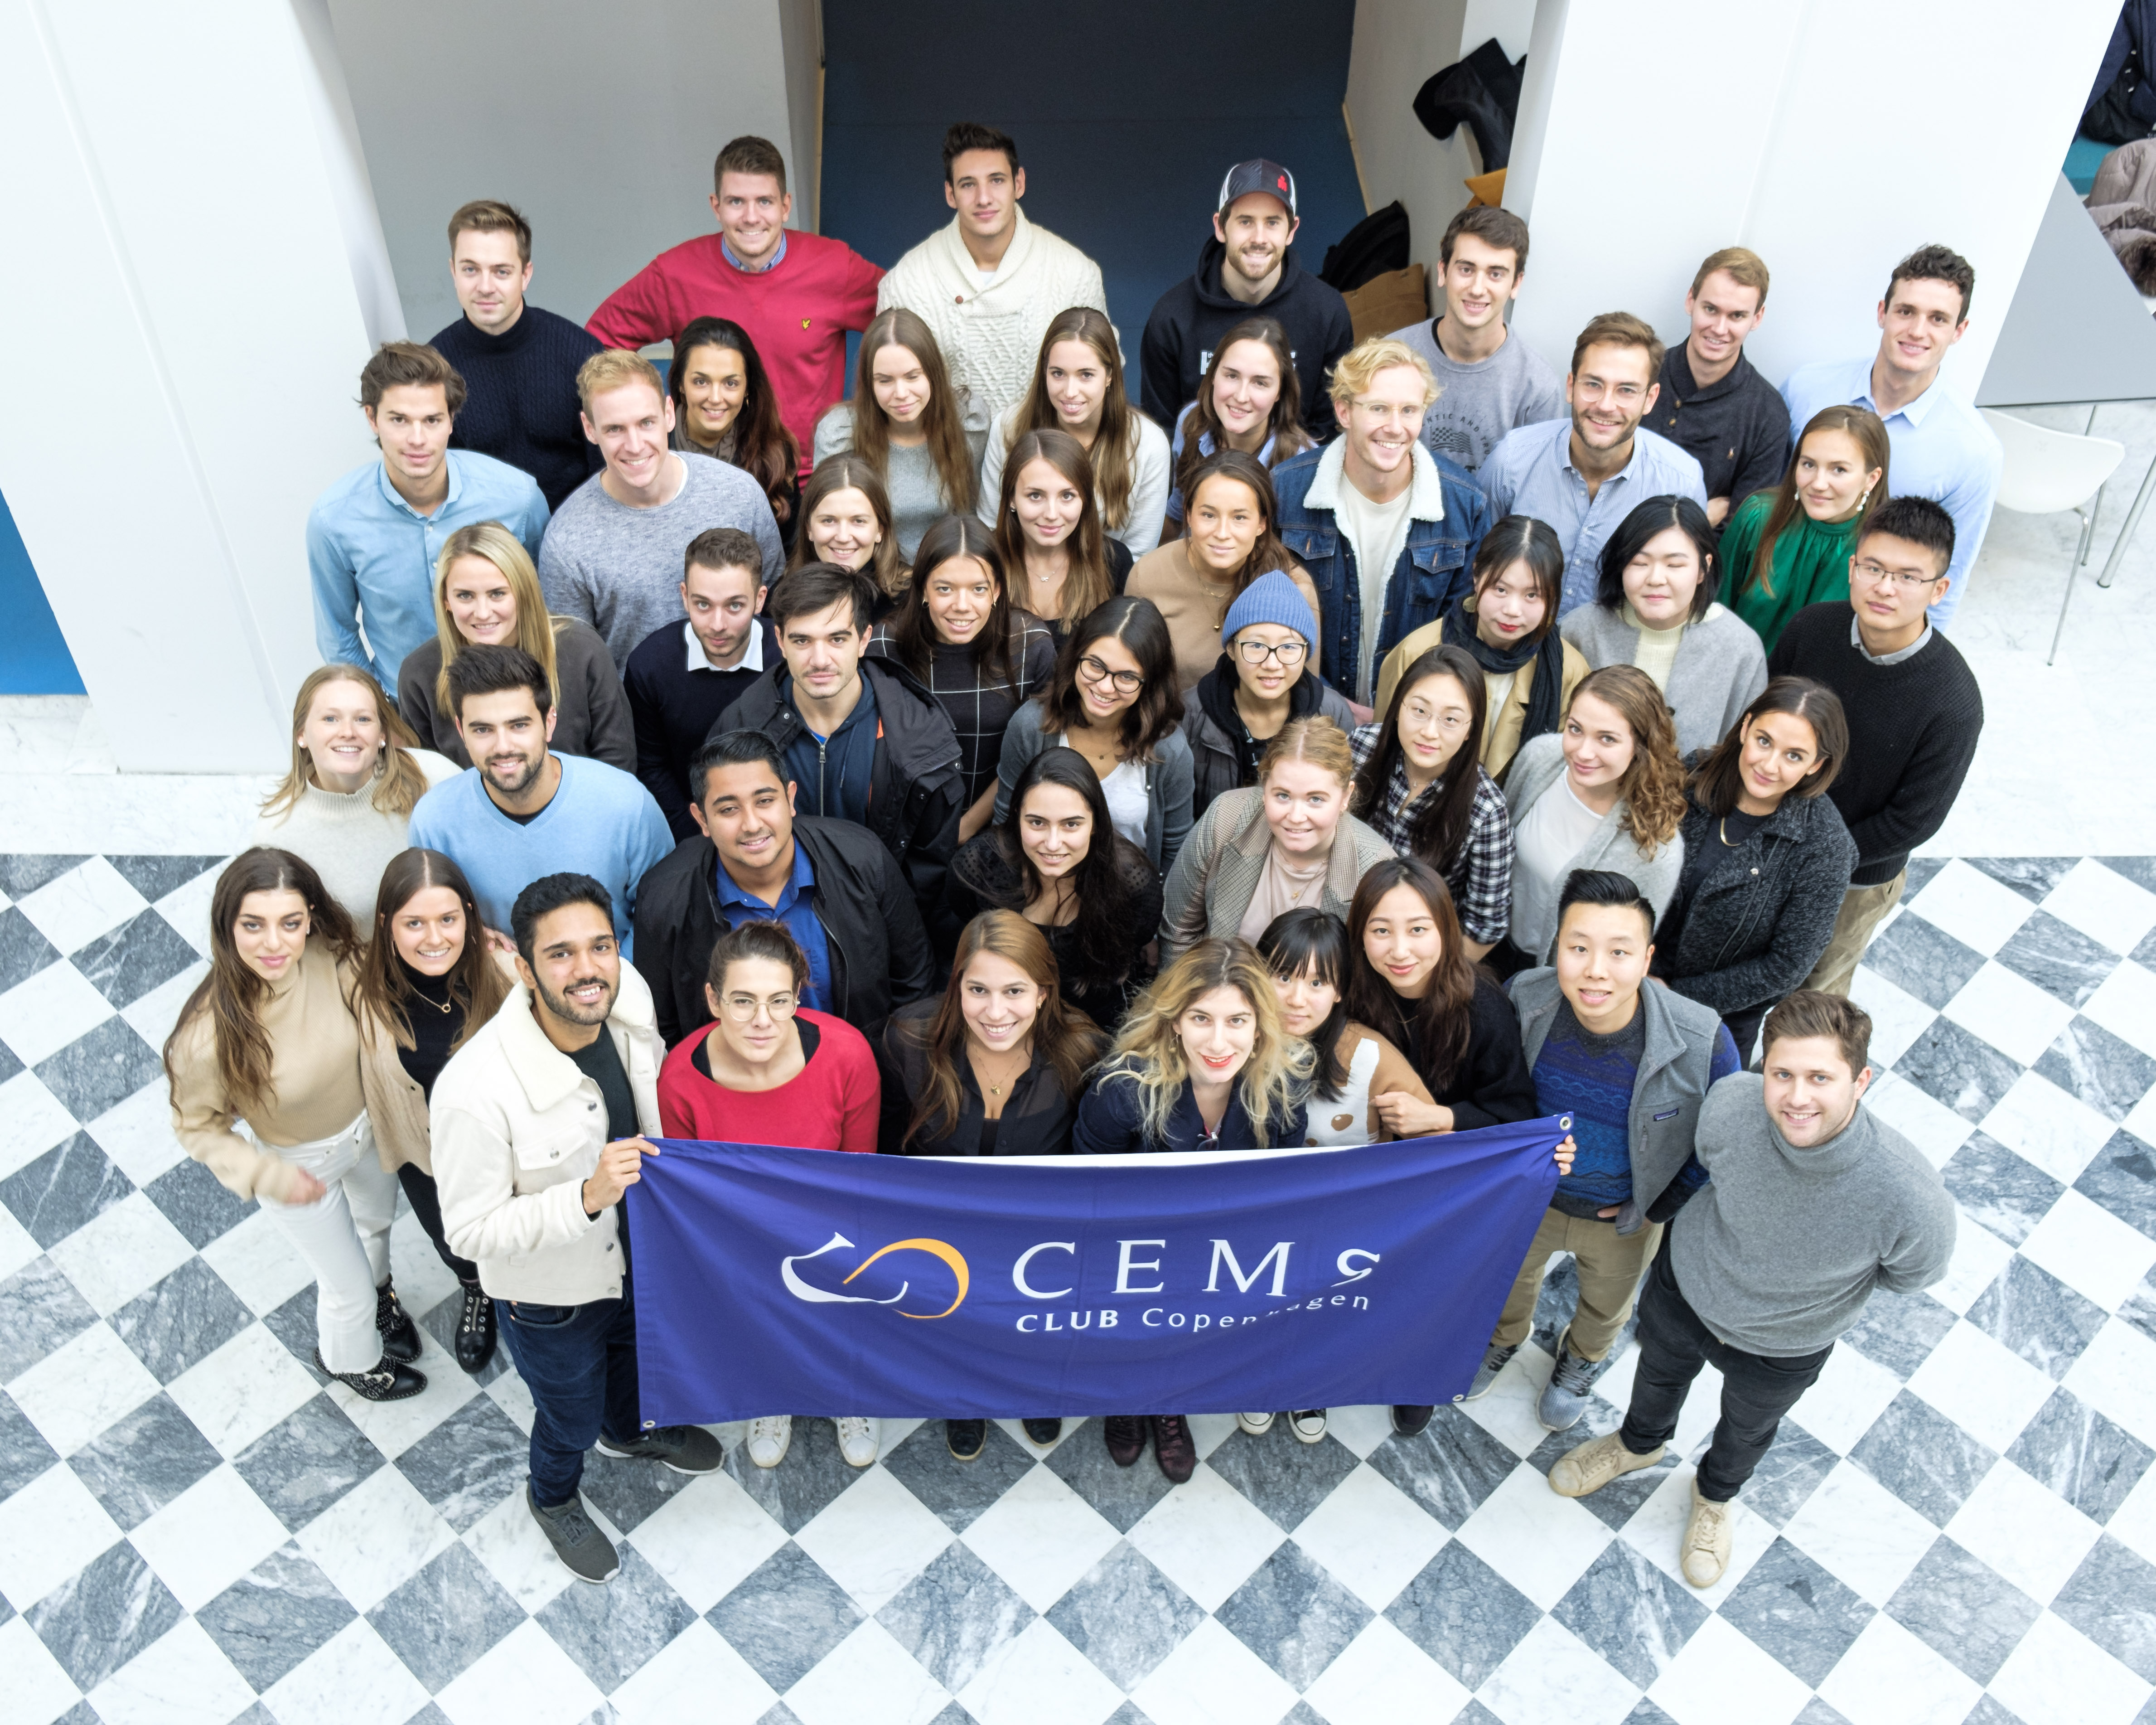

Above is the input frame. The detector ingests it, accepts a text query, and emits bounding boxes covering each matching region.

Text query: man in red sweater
[587,136,882,476]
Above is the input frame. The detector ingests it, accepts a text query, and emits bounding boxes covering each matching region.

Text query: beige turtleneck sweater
[251,751,459,926]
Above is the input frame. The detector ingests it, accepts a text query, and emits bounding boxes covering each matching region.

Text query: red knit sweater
[586,232,883,475]
[656,1010,880,1153]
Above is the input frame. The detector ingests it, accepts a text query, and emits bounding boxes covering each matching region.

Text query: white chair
[1980,408,2127,664]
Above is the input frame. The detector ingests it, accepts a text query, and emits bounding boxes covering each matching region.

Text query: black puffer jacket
[1182,655,1358,819]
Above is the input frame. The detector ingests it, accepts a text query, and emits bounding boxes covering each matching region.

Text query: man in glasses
[631,727,937,1050]
[1181,573,1356,818]
[1766,496,1984,994]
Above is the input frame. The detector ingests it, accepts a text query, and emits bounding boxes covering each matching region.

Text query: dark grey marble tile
[0,1389,58,1500]
[2007,1388,2156,1524]
[575,1438,703,1536]
[23,1539,185,1691]
[2054,1536,2156,1681]
[1099,1705,1160,1725]
[1551,1538,1708,1691]
[1965,1256,2107,1382]
[877,1542,1034,1696]
[1994,909,2123,1008]
[2079,1129,2156,1243]
[1790,1699,1856,1725]
[1368,1404,1524,1530]
[1942,1133,2065,1248]
[1717,1536,1874,1686]
[2037,1017,2156,1124]
[110,1257,254,1385]
[1524,1396,1679,1531]
[393,1393,528,1533]
[0,1037,19,1084]
[720,1415,872,1536]
[265,1284,329,1381]
[707,1543,862,1695]
[48,1707,97,1725]
[0,1131,133,1249]
[2125,1268,2156,1349]
[535,1542,696,1692]
[1902,855,1950,900]
[1042,1419,1176,1534]
[1383,1540,1541,1690]
[1848,1391,1996,1526]
[880,1415,1039,1534]
[0,906,59,993]
[2137,925,2156,973]
[0,855,89,897]
[227,1707,279,1725]
[1893,1018,2025,1124]
[1885,1535,2039,1684]
[1044,1541,1203,1691]
[196,1542,356,1692]
[1960,1700,2022,1725]
[754,1707,809,1725]
[141,1155,255,1250]
[367,1540,525,1694]
[1970,858,2079,904]
[1204,1416,1361,1533]
[416,1289,506,1387]
[2098,856,2156,895]
[1215,1541,1371,1690]
[0,1254,97,1382]
[234,1392,385,1533]
[1279,1707,1327,1725]
[1738,1421,1840,1531]
[1860,911,1986,1011]
[1619,1704,1681,1725]
[67,1391,221,1531]
[923,1706,976,1725]
[34,1017,162,1125]
[69,911,201,1011]
[103,855,226,903]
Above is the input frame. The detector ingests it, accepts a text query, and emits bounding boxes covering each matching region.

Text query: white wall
[325,0,804,343]
[0,0,388,771]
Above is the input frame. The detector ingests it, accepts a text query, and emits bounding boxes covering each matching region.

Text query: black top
[624,616,782,841]
[1140,238,1354,437]
[569,1027,639,1144]
[1766,603,1984,886]
[877,999,1086,1155]
[1380,970,1539,1132]
[1072,1061,1309,1155]
[392,959,464,1099]
[430,306,604,512]
[1648,345,1792,523]
[693,1017,822,1079]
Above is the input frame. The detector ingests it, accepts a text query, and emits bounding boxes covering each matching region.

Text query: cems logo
[781,1232,969,1319]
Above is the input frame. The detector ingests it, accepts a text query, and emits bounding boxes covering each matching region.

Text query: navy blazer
[1072,1061,1307,1155]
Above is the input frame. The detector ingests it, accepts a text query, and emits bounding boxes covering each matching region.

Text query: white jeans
[257,1112,396,1373]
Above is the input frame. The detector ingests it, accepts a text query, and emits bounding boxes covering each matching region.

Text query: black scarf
[1199,654,1329,787]
[1441,599,1564,746]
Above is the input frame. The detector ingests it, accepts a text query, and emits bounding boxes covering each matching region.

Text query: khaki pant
[1492,1206,1663,1361]
[1803,870,1908,998]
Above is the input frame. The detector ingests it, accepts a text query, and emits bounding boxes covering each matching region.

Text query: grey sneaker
[1537,1330,1609,1430]
[527,1485,619,1583]
[595,1424,722,1474]
[1465,1342,1519,1401]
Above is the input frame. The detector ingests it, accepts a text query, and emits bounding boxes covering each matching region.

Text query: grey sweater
[1503,731,1685,961]
[1560,601,1768,758]
[813,405,987,561]
[1672,1072,1956,1356]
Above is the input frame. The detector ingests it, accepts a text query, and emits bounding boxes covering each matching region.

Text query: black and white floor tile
[3,851,2155,1725]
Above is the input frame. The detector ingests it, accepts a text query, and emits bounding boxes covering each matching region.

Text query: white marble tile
[783,1620,953,1725]
[433,1616,606,1725]
[1850,966,1944,1071]
[86,1615,255,1725]
[15,858,149,956]
[323,1328,479,1460]
[2045,858,2156,956]
[293,1458,457,1613]
[1814,1611,1984,1725]
[126,1462,290,1612]
[1122,1463,1284,1612]
[0,959,114,1066]
[259,1616,429,1725]
[47,1190,195,1318]
[0,1458,123,1607]
[460,1475,578,1614]
[1784,1337,1905,1455]
[1943,959,2080,1066]
[1943,1458,2103,1605]
[1905,1319,2057,1453]
[0,1614,85,1725]
[197,1205,313,1317]
[1980,1068,2122,1185]
[1459,1339,1560,1457]
[163,1320,318,1459]
[0,1201,39,1284]
[1925,1213,2018,1317]
[82,1080,186,1187]
[953,1617,1130,1725]
[0,695,93,775]
[1318,1401,1395,1460]
[1645,1609,1814,1725]
[1781,1460,1943,1608]
[1618,1465,1777,1612]
[794,1461,954,1614]
[0,775,267,858]
[0,1071,82,1179]
[1298,1614,1469,1725]
[2063,1318,2156,1449]
[1475,1612,1643,1725]
[1125,1614,1300,1725]
[155,867,222,959]
[116,957,207,1055]
[1988,1608,2153,1725]
[1862,1071,1977,1169]
[1291,1460,1450,1614]
[956,1457,1122,1615]
[484,1358,537,1434]
[604,1617,778,1725]
[624,1470,788,1615]
[1902,859,2035,956]
[7,1318,160,1454]
[1451,1460,1614,1612]
[2018,1187,2156,1313]
[2081,956,2156,1058]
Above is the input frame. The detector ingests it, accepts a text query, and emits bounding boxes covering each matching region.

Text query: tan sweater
[1126,543,1323,697]
[250,750,460,926]
[167,941,372,1202]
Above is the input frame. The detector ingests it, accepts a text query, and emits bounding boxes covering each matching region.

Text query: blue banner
[625,1118,1567,1424]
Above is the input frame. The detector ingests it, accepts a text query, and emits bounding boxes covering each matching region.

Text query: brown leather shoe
[1103,1415,1147,1467]
[1152,1415,1197,1483]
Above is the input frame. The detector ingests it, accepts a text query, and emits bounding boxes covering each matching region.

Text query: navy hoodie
[1140,238,1355,441]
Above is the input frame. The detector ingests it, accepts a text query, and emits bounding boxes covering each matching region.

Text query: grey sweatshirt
[1672,1072,1955,1357]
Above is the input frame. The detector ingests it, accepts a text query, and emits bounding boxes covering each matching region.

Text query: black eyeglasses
[1236,639,1307,667]
[1078,654,1145,694]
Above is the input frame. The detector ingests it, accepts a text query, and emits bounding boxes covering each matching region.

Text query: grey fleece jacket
[1672,1072,1956,1357]
[1559,600,1768,759]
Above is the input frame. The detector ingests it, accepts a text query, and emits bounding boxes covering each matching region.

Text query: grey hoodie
[1672,1071,1956,1357]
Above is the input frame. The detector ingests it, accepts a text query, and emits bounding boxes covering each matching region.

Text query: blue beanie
[1221,570,1317,650]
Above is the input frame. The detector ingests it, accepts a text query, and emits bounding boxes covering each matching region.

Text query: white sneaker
[746,1415,791,1468]
[1289,1410,1328,1443]
[836,1416,879,1468]
[1237,1412,1275,1435]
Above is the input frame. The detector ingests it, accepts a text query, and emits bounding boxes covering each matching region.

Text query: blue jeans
[499,1287,641,1506]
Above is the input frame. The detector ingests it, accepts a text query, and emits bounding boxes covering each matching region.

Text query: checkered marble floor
[3,851,2156,1725]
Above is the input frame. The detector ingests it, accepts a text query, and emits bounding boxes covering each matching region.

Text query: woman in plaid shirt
[1349,642,1513,960]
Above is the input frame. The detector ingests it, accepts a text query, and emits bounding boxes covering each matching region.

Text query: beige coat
[1373,620,1589,784]
[431,963,663,1305]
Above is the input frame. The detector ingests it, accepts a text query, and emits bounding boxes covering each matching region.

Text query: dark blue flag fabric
[624,1117,1567,1425]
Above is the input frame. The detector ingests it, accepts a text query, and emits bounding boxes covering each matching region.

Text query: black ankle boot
[454,1282,497,1375]
[315,1348,426,1401]
[376,1280,421,1364]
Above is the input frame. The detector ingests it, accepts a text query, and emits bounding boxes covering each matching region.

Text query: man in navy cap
[1141,158,1354,441]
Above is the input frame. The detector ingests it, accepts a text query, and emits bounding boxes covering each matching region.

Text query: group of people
[198,122,1982,1594]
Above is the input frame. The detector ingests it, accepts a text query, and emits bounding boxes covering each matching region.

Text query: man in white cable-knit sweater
[877,121,1111,434]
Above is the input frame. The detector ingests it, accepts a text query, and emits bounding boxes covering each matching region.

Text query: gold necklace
[972,1041,1032,1096]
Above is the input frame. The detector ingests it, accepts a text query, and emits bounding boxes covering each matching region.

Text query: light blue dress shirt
[306,450,549,693]
[1779,356,2001,626]
[1476,417,1708,616]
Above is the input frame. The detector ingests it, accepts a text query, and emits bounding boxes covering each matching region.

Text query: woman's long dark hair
[1467,514,1566,646]
[1180,448,1293,601]
[1596,494,1718,620]
[1256,908,1352,1101]
[1037,594,1184,761]
[1688,676,1849,818]
[669,317,800,526]
[1352,643,1488,872]
[789,452,906,597]
[996,745,1142,988]
[353,848,508,1057]
[846,308,977,515]
[1175,317,1314,504]
[989,428,1115,631]
[884,514,1015,686]
[1343,858,1478,1093]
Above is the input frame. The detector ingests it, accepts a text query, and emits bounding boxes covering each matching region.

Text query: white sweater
[975,401,1173,553]
[251,750,460,926]
[878,208,1111,432]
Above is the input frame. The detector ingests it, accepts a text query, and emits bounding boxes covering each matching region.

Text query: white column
[0,0,394,772]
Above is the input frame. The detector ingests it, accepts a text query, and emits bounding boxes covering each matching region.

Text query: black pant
[1618,1247,1831,1502]
[1721,1002,1769,1069]
[397,1164,481,1286]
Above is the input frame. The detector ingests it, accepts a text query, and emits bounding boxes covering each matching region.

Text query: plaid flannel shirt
[1349,722,1513,945]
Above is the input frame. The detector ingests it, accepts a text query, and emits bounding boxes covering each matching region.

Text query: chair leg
[2081,485,2106,566]
[2099,450,2156,589]
[2050,532,2083,666]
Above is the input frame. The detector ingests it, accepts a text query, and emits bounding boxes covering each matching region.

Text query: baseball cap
[1217,159,1297,218]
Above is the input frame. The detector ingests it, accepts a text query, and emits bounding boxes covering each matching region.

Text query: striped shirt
[1349,723,1514,947]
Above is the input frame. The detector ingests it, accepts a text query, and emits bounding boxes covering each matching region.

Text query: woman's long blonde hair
[1010,308,1148,533]
[431,522,562,712]
[258,664,432,821]
[1569,665,1687,851]
[1100,938,1311,1148]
